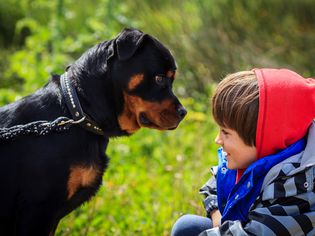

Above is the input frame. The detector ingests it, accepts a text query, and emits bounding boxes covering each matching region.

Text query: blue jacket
[199,120,315,235]
[216,138,306,222]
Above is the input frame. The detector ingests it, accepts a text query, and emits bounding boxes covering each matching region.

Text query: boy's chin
[227,166,237,170]
[227,160,250,170]
[226,162,234,169]
[226,162,239,170]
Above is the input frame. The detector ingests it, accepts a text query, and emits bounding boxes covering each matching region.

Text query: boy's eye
[221,129,229,135]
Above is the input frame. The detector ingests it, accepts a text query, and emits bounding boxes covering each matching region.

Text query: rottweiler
[0,28,186,236]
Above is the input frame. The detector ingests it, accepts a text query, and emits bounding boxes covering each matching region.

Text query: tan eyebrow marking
[128,74,144,90]
[166,70,176,79]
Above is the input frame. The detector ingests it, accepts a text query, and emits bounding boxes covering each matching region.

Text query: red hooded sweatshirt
[236,68,315,182]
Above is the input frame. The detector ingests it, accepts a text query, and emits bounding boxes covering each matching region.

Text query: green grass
[56,98,219,236]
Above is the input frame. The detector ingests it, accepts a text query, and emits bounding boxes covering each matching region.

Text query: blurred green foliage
[1,0,315,235]
[1,0,315,98]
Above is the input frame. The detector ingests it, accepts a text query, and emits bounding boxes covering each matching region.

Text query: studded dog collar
[60,72,104,136]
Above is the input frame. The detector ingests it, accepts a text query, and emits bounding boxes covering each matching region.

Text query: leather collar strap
[60,72,104,136]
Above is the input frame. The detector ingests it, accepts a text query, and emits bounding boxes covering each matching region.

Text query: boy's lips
[223,150,230,158]
[223,150,231,160]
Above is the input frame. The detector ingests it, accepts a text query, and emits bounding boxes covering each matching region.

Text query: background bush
[1,0,315,235]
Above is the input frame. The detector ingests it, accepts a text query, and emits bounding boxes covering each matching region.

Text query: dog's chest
[67,165,103,200]
[66,164,103,200]
[64,138,109,201]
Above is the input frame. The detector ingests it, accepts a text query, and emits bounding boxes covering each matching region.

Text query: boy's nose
[215,133,223,145]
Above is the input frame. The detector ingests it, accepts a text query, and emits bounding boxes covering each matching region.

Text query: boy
[172,68,315,236]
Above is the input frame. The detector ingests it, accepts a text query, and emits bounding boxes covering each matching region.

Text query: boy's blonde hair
[212,71,259,146]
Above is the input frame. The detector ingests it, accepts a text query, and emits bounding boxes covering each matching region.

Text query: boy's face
[215,127,257,169]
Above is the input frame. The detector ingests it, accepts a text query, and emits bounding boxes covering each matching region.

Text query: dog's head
[69,28,186,135]
[111,28,187,133]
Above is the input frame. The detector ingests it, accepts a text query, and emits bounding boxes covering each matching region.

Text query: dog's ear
[115,28,147,61]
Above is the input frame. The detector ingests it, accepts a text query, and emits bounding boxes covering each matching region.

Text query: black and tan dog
[0,28,186,235]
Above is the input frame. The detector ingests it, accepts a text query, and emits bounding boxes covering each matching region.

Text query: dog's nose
[177,106,187,119]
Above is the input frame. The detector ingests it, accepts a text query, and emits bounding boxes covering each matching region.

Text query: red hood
[236,68,315,183]
[254,68,315,159]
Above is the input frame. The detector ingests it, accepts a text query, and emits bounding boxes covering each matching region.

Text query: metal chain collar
[0,71,105,142]
[0,116,85,142]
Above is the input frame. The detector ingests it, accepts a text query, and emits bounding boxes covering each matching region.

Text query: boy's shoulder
[261,121,315,201]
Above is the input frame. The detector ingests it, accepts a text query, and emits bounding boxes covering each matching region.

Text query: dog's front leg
[15,205,59,236]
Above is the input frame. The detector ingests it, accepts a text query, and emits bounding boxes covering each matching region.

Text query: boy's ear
[115,28,147,61]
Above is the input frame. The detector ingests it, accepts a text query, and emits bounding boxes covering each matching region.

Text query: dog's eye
[155,75,166,86]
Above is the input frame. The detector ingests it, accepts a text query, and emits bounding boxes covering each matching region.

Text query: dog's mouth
[139,112,178,130]
[119,92,186,133]
[139,112,153,126]
[139,112,162,129]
